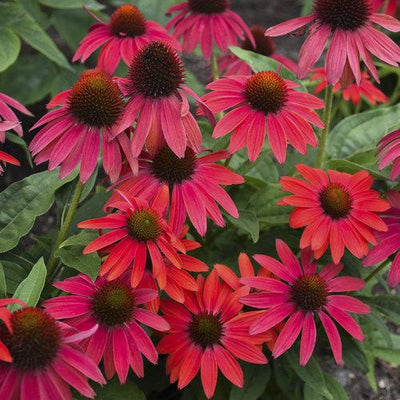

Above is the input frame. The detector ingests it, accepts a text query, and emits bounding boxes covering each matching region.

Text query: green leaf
[230,46,297,81]
[227,209,260,243]
[11,257,46,310]
[9,2,71,69]
[93,378,146,400]
[39,0,103,9]
[0,28,20,72]
[285,352,333,400]
[327,159,388,180]
[327,104,400,159]
[360,295,400,325]
[6,132,32,167]
[0,263,6,297]
[0,260,29,294]
[0,54,57,105]
[230,364,270,400]
[324,374,348,400]
[0,169,77,254]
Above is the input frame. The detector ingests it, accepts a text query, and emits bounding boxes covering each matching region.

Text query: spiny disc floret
[128,42,184,98]
[189,313,223,348]
[245,71,288,114]
[314,0,371,31]
[110,4,146,38]
[188,0,229,14]
[0,308,61,371]
[319,183,352,219]
[151,146,196,185]
[127,208,162,242]
[68,69,123,128]
[92,280,136,327]
[290,275,328,311]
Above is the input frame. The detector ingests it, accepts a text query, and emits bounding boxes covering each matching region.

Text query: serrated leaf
[228,209,260,243]
[0,169,77,253]
[327,104,400,159]
[11,257,46,310]
[230,364,270,400]
[0,28,20,72]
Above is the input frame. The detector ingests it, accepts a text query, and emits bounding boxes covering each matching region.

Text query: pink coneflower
[279,164,390,263]
[373,0,399,16]
[29,69,136,183]
[219,25,297,76]
[240,240,371,365]
[265,0,400,85]
[113,41,214,158]
[311,68,387,105]
[73,4,181,74]
[166,0,254,60]
[202,71,324,163]
[364,190,400,287]
[106,147,243,235]
[157,270,268,399]
[377,130,400,180]
[0,299,25,362]
[0,92,32,143]
[0,304,105,399]
[78,188,185,288]
[43,274,170,383]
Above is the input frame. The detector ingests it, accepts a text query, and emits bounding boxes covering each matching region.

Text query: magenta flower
[219,25,297,76]
[113,41,214,158]
[107,147,243,235]
[240,240,370,365]
[364,190,400,287]
[377,130,400,180]
[44,274,170,383]
[29,69,136,183]
[202,71,324,163]
[166,0,254,59]
[265,0,400,84]
[73,4,180,74]
[0,305,105,399]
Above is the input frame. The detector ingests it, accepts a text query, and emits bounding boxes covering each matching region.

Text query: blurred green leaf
[230,364,270,400]
[227,209,260,243]
[39,0,103,9]
[327,159,387,180]
[0,28,20,72]
[6,132,32,167]
[0,263,6,297]
[324,374,348,400]
[11,257,46,310]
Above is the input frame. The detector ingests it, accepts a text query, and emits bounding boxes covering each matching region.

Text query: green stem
[316,85,334,169]
[210,50,220,81]
[365,259,390,283]
[46,180,84,281]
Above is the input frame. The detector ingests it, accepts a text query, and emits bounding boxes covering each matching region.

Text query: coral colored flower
[373,0,399,16]
[240,240,371,365]
[0,299,25,362]
[73,4,180,74]
[107,147,243,235]
[0,92,32,142]
[0,148,20,175]
[166,0,254,60]
[157,270,268,399]
[218,25,297,76]
[202,72,324,163]
[364,190,400,287]
[377,130,400,180]
[0,304,105,399]
[29,69,136,183]
[78,187,185,288]
[279,164,390,263]
[265,0,400,85]
[43,274,170,383]
[311,68,387,105]
[113,41,214,158]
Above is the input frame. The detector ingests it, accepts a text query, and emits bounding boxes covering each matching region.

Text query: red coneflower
[218,25,297,76]
[279,164,390,263]
[240,241,371,365]
[73,4,180,74]
[0,305,105,399]
[106,147,243,236]
[166,0,254,60]
[377,130,400,180]
[44,274,170,383]
[364,190,400,287]
[311,68,388,105]
[265,0,400,85]
[157,270,268,399]
[113,41,214,158]
[30,69,136,183]
[202,71,324,163]
[78,188,185,288]
[0,146,20,176]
